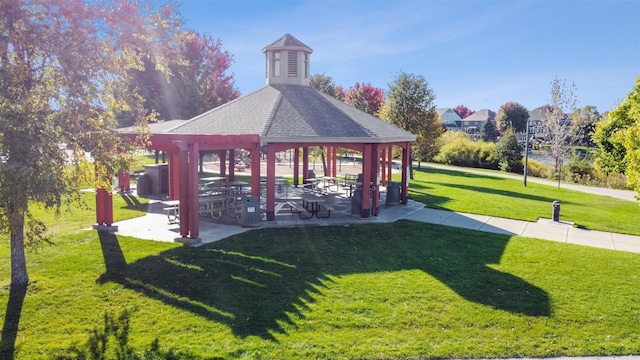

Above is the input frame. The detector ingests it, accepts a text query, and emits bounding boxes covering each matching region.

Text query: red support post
[188,142,199,239]
[169,152,180,200]
[219,150,226,178]
[266,146,277,221]
[228,149,235,181]
[250,147,261,196]
[380,147,387,186]
[371,144,380,216]
[293,148,300,186]
[401,142,410,204]
[387,146,393,184]
[361,144,372,218]
[117,170,130,192]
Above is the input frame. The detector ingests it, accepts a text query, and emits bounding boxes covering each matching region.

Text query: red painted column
[331,146,338,177]
[117,170,130,192]
[361,144,372,218]
[371,144,380,216]
[250,147,261,196]
[169,152,180,200]
[293,148,300,186]
[178,148,190,238]
[380,147,387,186]
[266,146,277,221]
[188,142,199,239]
[96,187,114,226]
[302,147,309,182]
[387,146,393,183]
[228,149,235,181]
[401,142,410,204]
[219,150,226,177]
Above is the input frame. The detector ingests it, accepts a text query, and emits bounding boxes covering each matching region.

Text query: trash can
[136,174,151,196]
[552,200,560,221]
[240,195,261,228]
[351,188,362,217]
[386,181,400,205]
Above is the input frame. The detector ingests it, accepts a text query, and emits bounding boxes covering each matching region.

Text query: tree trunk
[320,147,327,176]
[10,217,29,286]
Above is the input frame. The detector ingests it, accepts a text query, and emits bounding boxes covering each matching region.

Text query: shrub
[434,132,498,169]
[495,131,523,173]
[524,159,553,178]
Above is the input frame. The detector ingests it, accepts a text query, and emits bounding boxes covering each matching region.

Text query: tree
[344,82,384,116]
[543,78,578,186]
[379,72,442,177]
[453,105,475,119]
[592,79,639,177]
[570,105,601,147]
[481,119,499,142]
[126,30,239,123]
[495,102,529,133]
[594,77,640,197]
[310,73,345,101]
[0,0,177,286]
[495,130,523,173]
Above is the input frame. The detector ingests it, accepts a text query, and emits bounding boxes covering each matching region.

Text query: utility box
[552,200,560,221]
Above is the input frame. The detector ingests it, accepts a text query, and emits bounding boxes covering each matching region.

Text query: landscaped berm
[1,165,639,359]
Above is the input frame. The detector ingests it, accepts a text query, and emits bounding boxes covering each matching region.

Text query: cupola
[262,33,313,86]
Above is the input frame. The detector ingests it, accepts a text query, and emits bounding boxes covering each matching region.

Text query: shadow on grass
[431,182,568,204]
[97,222,550,341]
[118,193,148,212]
[0,284,27,360]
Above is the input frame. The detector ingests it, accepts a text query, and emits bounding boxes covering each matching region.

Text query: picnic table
[298,193,333,218]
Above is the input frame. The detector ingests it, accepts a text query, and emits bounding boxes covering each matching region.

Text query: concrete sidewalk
[113,191,640,254]
[404,207,640,253]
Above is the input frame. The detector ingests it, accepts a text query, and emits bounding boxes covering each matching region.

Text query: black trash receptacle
[240,195,261,228]
[351,189,362,217]
[136,174,151,196]
[386,181,400,205]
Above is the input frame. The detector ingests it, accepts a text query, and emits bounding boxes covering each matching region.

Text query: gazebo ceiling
[131,84,415,145]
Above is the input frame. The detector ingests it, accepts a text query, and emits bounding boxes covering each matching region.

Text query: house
[436,108,461,131]
[460,109,496,134]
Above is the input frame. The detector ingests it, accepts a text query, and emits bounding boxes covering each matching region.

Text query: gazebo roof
[137,85,415,144]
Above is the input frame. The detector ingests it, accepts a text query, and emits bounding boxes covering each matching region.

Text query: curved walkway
[421,162,638,202]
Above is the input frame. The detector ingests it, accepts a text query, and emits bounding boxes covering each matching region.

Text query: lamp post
[523,120,530,187]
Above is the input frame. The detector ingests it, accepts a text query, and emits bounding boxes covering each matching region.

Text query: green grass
[1,223,639,359]
[1,166,639,359]
[405,166,640,235]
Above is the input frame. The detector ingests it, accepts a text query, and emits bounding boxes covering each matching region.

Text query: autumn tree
[453,105,475,119]
[344,82,384,116]
[496,102,529,133]
[0,0,178,286]
[379,72,442,178]
[310,73,345,100]
[124,30,239,124]
[543,78,578,186]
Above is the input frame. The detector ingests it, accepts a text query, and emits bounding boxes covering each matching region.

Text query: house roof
[463,109,495,121]
[121,85,416,144]
[436,108,462,124]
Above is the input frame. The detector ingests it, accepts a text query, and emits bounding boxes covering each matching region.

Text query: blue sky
[178,0,639,113]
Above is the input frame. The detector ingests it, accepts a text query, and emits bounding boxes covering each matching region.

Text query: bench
[317,203,334,218]
[286,201,313,219]
[163,206,179,224]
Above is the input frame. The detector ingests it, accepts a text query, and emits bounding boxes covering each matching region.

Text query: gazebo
[106,33,416,240]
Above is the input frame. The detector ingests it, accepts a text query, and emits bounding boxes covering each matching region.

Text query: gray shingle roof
[131,85,415,144]
[464,109,495,121]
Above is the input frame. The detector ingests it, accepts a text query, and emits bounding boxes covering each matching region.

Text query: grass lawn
[0,166,638,359]
[405,166,640,236]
